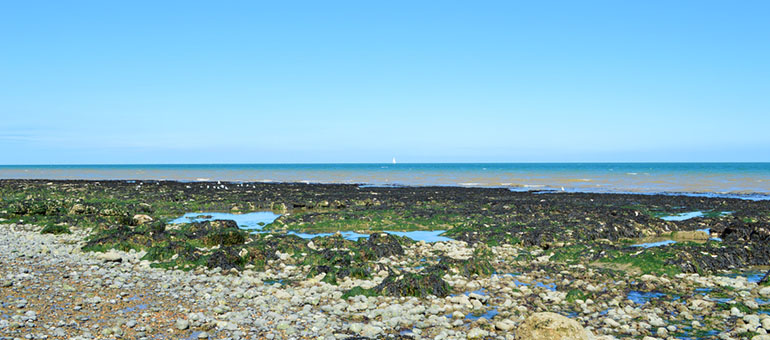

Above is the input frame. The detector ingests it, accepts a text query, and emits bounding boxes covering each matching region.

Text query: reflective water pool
[632,240,677,248]
[169,212,281,229]
[627,291,667,304]
[660,211,732,221]
[170,212,454,242]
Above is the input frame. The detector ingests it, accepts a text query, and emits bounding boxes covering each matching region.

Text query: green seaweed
[598,247,680,276]
[341,286,380,299]
[565,289,591,303]
[41,224,71,235]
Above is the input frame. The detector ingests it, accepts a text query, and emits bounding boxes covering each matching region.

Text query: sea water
[2,163,769,197]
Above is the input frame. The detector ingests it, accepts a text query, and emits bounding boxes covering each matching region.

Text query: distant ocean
[1,163,769,198]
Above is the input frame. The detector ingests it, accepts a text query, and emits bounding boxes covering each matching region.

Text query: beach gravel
[2,218,770,340]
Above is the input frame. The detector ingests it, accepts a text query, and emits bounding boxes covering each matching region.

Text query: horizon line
[2,161,770,166]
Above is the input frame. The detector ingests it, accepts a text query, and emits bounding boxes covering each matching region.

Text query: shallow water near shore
[3,163,770,197]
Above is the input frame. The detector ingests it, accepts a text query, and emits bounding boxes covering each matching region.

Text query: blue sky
[1,1,769,164]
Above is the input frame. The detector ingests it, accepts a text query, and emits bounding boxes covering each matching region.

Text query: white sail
[392,157,396,164]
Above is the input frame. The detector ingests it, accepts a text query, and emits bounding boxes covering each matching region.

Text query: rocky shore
[2,222,769,339]
[1,180,770,339]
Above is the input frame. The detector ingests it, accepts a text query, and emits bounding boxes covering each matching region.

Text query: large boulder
[516,312,589,340]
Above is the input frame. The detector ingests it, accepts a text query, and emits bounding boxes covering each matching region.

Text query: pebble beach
[3,220,770,340]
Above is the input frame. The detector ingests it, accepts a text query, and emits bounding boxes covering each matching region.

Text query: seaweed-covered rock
[364,233,404,258]
[8,199,65,216]
[143,241,202,262]
[722,223,770,244]
[82,224,153,252]
[669,243,770,273]
[248,234,308,260]
[204,229,247,247]
[41,224,71,235]
[375,271,451,297]
[304,248,371,284]
[441,246,495,277]
[206,247,246,270]
[184,219,240,238]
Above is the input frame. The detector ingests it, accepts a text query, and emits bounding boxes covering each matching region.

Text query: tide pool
[627,291,667,304]
[631,240,677,248]
[168,211,281,229]
[660,211,704,221]
[660,211,732,221]
[169,212,453,243]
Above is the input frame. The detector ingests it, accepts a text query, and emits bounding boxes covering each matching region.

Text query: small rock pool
[660,211,732,221]
[630,228,720,248]
[627,291,667,304]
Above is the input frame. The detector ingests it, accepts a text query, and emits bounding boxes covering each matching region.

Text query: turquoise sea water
[1,163,769,197]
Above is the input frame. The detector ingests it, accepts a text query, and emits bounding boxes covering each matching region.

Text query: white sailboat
[392,157,396,164]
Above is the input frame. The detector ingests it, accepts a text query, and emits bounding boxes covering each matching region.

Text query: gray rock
[349,323,363,334]
[760,286,770,298]
[97,251,122,262]
[495,320,515,331]
[468,327,489,339]
[175,319,190,330]
[362,324,384,337]
[133,214,153,225]
[24,311,37,321]
[112,327,124,337]
[52,327,66,337]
